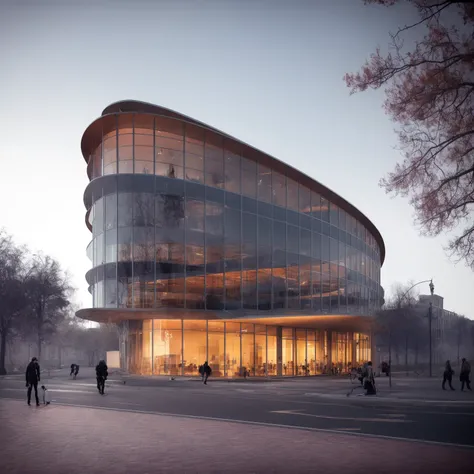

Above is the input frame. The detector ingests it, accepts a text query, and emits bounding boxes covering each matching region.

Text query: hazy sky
[1,0,473,318]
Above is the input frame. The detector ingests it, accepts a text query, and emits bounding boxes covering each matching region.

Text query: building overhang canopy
[76,308,373,331]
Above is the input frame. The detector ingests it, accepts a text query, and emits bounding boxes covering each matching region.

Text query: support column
[117,320,129,372]
[277,326,283,376]
[370,326,376,366]
[351,332,356,368]
[326,331,332,374]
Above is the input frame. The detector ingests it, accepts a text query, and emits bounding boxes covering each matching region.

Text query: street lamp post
[428,279,435,377]
[393,278,435,379]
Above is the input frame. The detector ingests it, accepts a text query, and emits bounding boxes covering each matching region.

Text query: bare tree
[24,255,72,360]
[345,0,474,267]
[0,230,29,375]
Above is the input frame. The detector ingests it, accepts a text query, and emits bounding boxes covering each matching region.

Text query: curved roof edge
[82,100,386,265]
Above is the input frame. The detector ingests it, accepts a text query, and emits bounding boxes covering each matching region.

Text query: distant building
[416,294,473,365]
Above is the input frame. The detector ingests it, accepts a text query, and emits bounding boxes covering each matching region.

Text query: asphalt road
[1,368,473,448]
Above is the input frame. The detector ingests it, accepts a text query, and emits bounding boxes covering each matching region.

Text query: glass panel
[307,330,316,375]
[208,321,225,377]
[91,144,102,179]
[156,116,184,140]
[105,229,117,264]
[118,193,133,227]
[183,320,207,376]
[104,277,117,308]
[242,213,257,309]
[258,217,272,310]
[312,264,321,310]
[311,192,320,219]
[272,171,286,208]
[134,193,155,227]
[296,329,307,376]
[241,157,257,198]
[273,220,286,309]
[242,331,255,377]
[321,196,329,222]
[117,114,134,173]
[153,320,183,376]
[105,193,117,231]
[299,185,311,215]
[330,203,339,227]
[287,178,298,211]
[267,327,278,376]
[93,197,104,237]
[224,149,241,194]
[156,147,184,179]
[225,322,241,377]
[134,114,154,135]
[133,227,155,309]
[224,207,241,310]
[205,134,224,188]
[257,164,272,203]
[185,124,204,183]
[103,136,117,176]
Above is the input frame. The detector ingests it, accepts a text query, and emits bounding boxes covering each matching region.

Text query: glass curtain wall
[86,113,383,316]
[128,320,369,377]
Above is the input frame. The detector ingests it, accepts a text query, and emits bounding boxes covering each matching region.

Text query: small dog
[41,385,51,405]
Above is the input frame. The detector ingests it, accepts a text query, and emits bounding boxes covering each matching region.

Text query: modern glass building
[77,100,385,377]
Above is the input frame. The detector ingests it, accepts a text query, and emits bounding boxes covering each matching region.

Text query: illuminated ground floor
[117,319,372,377]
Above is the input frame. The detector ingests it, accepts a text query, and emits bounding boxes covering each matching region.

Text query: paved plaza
[2,399,474,474]
[1,369,473,473]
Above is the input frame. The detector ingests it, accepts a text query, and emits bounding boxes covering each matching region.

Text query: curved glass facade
[84,112,383,315]
[124,319,372,377]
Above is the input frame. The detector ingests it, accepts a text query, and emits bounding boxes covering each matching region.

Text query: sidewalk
[1,398,472,474]
[4,367,472,403]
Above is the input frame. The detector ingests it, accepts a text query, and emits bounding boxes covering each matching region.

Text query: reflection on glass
[226,322,241,377]
[153,320,182,375]
[183,320,207,375]
[208,322,225,376]
[242,324,255,376]
[241,157,257,198]
[296,329,306,376]
[267,327,278,376]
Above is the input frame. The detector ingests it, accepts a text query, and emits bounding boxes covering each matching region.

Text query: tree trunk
[37,335,42,361]
[415,340,419,367]
[0,331,7,375]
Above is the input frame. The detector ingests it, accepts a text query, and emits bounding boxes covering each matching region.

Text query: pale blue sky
[1,0,472,317]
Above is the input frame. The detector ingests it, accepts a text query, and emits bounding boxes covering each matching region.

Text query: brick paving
[1,399,473,474]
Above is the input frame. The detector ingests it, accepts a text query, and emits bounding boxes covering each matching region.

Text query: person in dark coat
[95,360,108,395]
[25,357,41,406]
[70,363,80,378]
[202,361,212,385]
[460,358,472,391]
[442,360,455,390]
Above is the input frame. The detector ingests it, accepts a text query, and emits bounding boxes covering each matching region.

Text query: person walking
[442,360,455,390]
[460,358,472,391]
[363,361,376,395]
[95,360,108,395]
[202,361,212,385]
[25,357,41,406]
[73,364,79,379]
